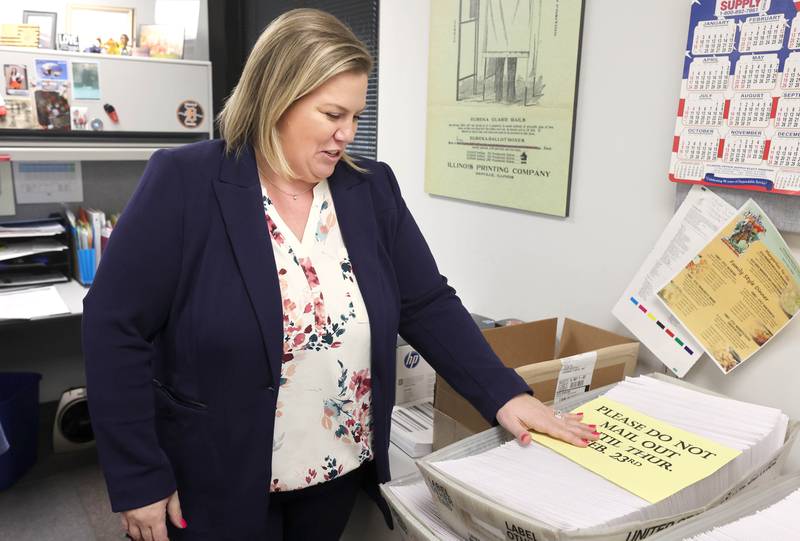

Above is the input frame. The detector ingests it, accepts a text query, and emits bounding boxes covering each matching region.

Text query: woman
[83,9,597,541]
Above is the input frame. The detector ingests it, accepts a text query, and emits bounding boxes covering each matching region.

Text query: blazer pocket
[152,379,208,411]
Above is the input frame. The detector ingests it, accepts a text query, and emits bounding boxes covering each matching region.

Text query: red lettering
[721,0,763,11]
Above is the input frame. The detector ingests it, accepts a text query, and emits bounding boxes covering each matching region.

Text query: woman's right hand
[121,490,186,541]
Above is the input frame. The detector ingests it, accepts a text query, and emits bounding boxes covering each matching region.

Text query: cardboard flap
[481,318,557,368]
[434,378,499,434]
[558,318,634,357]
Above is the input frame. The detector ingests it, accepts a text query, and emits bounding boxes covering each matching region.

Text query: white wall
[378,0,800,444]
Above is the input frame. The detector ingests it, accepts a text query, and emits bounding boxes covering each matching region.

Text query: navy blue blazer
[82,140,529,539]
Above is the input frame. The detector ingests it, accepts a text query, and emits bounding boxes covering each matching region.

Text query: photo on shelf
[67,4,134,55]
[138,24,184,59]
[22,10,57,49]
[4,64,29,95]
[0,97,37,129]
[34,59,68,81]
[34,90,71,130]
[72,62,100,100]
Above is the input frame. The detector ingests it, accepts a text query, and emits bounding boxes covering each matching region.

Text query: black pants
[267,465,365,540]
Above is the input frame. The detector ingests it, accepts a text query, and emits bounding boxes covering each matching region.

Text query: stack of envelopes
[428,375,789,532]
[683,486,800,540]
[383,476,461,540]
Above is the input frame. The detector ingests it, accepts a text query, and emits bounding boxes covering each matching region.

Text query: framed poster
[424,0,585,217]
[67,4,135,53]
[22,10,57,49]
[670,0,800,196]
[138,24,184,59]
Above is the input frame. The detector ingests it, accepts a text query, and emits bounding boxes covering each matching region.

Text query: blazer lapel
[329,164,384,372]
[213,146,284,386]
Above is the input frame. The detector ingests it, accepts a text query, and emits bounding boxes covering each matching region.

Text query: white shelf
[0,46,211,67]
[0,145,185,162]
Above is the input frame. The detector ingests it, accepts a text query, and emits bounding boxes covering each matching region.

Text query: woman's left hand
[496,393,599,447]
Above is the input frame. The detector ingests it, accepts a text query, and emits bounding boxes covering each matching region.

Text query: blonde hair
[217,8,373,177]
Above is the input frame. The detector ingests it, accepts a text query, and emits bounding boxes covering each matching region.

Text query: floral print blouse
[263,180,373,493]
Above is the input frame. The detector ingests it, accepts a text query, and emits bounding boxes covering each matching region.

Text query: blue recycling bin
[0,372,42,490]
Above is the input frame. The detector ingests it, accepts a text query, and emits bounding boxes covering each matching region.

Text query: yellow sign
[532,397,741,503]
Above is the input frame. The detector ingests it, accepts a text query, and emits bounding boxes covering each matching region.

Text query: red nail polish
[576,412,584,416]
[592,431,600,437]
[582,438,589,444]
[588,424,596,429]
[180,519,187,529]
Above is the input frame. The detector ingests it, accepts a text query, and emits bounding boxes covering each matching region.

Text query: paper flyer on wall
[669,0,800,196]
[613,186,737,377]
[424,0,585,217]
[657,199,800,373]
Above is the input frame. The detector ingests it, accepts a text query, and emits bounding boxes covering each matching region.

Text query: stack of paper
[0,285,70,320]
[612,186,736,377]
[0,222,65,238]
[684,488,800,540]
[383,478,461,540]
[430,376,788,532]
[390,399,434,457]
[0,239,68,261]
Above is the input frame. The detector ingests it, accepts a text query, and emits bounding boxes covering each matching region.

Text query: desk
[0,281,86,326]
[53,281,87,316]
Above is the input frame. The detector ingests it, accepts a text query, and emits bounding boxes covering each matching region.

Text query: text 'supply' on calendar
[670,0,800,196]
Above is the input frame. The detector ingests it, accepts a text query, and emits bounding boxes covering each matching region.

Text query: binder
[86,208,105,270]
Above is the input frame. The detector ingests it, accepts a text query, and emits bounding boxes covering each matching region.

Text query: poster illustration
[71,106,89,130]
[425,0,585,217]
[72,62,100,100]
[34,59,68,81]
[657,200,800,374]
[34,90,71,130]
[4,64,28,95]
[0,97,37,129]
[670,0,800,196]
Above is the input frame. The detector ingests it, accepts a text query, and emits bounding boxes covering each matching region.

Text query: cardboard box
[395,338,436,405]
[433,318,639,450]
[417,375,799,541]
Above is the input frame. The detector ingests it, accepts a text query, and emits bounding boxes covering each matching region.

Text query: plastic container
[0,372,42,490]
[77,248,96,285]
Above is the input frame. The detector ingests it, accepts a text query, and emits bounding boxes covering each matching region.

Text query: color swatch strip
[630,297,695,356]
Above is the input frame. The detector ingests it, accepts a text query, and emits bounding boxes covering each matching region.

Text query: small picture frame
[138,24,184,59]
[22,10,58,49]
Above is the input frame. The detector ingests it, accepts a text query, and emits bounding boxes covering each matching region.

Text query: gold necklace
[257,167,314,201]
